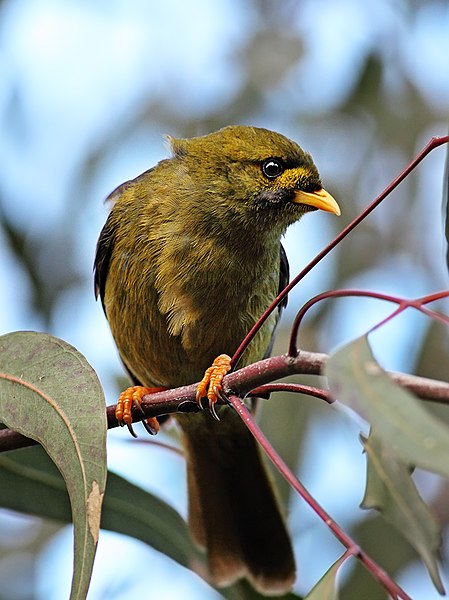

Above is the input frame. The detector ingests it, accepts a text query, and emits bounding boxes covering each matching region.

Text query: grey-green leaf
[304,555,344,600]
[102,467,198,569]
[326,335,449,479]
[443,124,449,271]
[361,430,444,593]
[0,445,198,570]
[0,331,107,600]
[0,446,305,598]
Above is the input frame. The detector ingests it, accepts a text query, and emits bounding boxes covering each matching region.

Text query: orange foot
[116,386,166,437]
[196,354,232,420]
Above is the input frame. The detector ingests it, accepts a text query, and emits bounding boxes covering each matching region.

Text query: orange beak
[293,188,341,216]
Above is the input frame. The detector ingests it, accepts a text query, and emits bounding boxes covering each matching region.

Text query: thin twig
[289,289,449,356]
[2,351,449,453]
[248,382,333,403]
[227,393,412,600]
[232,135,449,367]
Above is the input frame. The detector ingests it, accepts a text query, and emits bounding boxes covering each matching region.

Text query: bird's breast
[106,226,281,388]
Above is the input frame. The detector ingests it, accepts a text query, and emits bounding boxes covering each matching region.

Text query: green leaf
[326,335,449,478]
[0,331,107,600]
[102,469,198,569]
[361,430,444,593]
[304,555,345,600]
[443,126,449,271]
[0,445,198,570]
[0,446,306,599]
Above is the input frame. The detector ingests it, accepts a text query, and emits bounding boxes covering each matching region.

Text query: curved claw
[214,385,230,405]
[209,397,220,421]
[126,422,138,438]
[142,417,161,436]
[196,395,205,410]
[196,354,232,419]
[116,386,166,436]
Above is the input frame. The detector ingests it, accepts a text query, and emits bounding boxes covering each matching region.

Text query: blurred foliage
[0,0,448,598]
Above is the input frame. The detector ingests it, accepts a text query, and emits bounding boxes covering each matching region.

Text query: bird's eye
[262,159,285,179]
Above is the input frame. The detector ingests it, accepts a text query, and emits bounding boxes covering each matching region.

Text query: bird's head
[166,125,340,235]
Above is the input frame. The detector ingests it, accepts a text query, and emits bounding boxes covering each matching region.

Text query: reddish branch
[232,135,449,367]
[289,289,449,356]
[2,350,449,453]
[228,393,413,600]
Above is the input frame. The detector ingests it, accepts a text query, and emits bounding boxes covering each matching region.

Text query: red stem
[368,290,449,333]
[248,382,333,403]
[3,350,449,453]
[231,135,449,368]
[288,289,449,356]
[227,393,413,600]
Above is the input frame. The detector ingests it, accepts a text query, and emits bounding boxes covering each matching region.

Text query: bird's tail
[179,412,296,595]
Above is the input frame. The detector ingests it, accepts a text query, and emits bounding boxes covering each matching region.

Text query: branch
[232,135,449,366]
[2,350,449,453]
[289,289,449,356]
[227,393,412,600]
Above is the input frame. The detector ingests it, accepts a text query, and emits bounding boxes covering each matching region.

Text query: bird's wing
[94,212,146,388]
[94,170,157,311]
[93,212,116,314]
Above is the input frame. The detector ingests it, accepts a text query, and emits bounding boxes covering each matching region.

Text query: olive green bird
[94,125,340,594]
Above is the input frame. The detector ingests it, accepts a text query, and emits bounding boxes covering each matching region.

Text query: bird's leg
[116,386,166,437]
[196,354,232,420]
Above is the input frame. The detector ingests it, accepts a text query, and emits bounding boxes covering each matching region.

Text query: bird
[94,125,340,594]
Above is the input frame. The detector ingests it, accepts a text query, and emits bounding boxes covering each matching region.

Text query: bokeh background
[1,1,448,598]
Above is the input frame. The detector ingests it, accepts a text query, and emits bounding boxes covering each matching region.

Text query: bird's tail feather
[180,415,296,595]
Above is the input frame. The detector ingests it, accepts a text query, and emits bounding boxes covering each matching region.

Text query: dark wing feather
[94,174,156,310]
[94,176,161,388]
[94,177,138,310]
[93,212,116,313]
[94,207,148,390]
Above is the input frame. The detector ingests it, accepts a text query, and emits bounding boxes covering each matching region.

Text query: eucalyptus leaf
[0,331,107,600]
[361,430,444,593]
[326,335,449,478]
[443,125,449,270]
[0,445,198,570]
[304,555,345,600]
[0,445,303,599]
